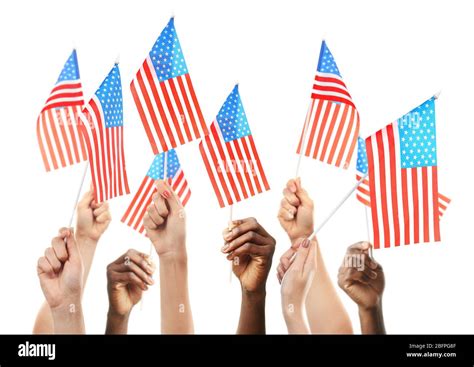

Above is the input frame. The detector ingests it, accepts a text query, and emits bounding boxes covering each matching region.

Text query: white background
[0,0,472,334]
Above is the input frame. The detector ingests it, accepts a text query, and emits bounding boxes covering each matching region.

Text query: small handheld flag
[78,63,130,203]
[199,85,270,208]
[121,149,190,234]
[36,50,87,171]
[296,41,359,170]
[130,17,208,154]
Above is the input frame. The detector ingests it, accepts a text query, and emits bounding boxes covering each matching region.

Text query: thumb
[77,183,94,209]
[155,180,183,214]
[295,178,313,208]
[66,228,80,262]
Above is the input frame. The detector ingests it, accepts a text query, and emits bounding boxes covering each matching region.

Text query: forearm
[105,310,130,334]
[33,302,54,334]
[237,290,266,334]
[305,245,353,334]
[75,236,99,283]
[159,253,194,334]
[359,304,386,334]
[51,300,85,334]
[283,305,310,334]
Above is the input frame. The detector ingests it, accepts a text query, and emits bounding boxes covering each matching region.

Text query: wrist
[290,232,313,246]
[358,300,383,316]
[50,296,82,314]
[242,288,266,303]
[75,234,99,246]
[107,307,131,322]
[158,250,188,265]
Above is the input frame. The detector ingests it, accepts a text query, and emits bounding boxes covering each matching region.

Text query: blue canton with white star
[147,149,180,179]
[56,50,80,83]
[356,137,368,174]
[216,85,251,142]
[317,40,341,77]
[149,18,188,82]
[398,98,437,168]
[96,64,123,128]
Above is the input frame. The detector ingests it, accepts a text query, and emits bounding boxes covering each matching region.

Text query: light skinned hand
[277,178,314,245]
[280,238,317,313]
[221,218,276,294]
[143,180,186,258]
[107,249,155,317]
[75,184,111,242]
[337,242,385,311]
[37,228,84,310]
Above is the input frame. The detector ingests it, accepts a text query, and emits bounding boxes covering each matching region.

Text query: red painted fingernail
[161,190,171,199]
[302,239,310,248]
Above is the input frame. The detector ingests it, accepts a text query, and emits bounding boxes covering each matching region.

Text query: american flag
[78,63,130,203]
[296,40,359,169]
[121,149,190,234]
[199,85,270,208]
[36,50,87,171]
[130,17,208,154]
[366,97,447,248]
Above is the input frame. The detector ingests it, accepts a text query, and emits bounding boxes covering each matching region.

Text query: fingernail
[161,190,171,199]
[287,212,294,220]
[302,239,310,248]
[369,261,377,270]
[221,243,230,252]
[224,231,232,240]
[147,276,154,285]
[145,264,153,274]
[289,183,297,193]
[370,271,377,279]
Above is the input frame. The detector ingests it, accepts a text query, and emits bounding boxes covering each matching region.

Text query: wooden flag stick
[68,163,88,227]
[310,173,368,238]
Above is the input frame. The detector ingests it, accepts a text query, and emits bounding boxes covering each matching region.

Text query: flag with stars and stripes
[365,97,449,249]
[36,50,88,171]
[356,135,450,220]
[130,17,208,154]
[296,40,359,169]
[78,63,130,203]
[121,149,190,234]
[199,85,270,208]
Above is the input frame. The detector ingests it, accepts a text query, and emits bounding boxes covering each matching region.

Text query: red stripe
[211,125,241,202]
[387,126,400,246]
[65,107,81,163]
[248,135,270,190]
[56,109,74,165]
[51,82,82,93]
[411,169,420,244]
[327,104,349,164]
[313,84,352,98]
[160,82,185,145]
[172,171,184,190]
[185,74,207,135]
[169,78,192,141]
[422,167,430,243]
[304,100,324,156]
[356,195,370,207]
[375,131,390,248]
[42,100,83,112]
[111,128,117,197]
[335,107,357,168]
[226,141,249,198]
[181,189,191,206]
[319,103,341,161]
[314,75,347,88]
[131,180,155,230]
[78,110,99,202]
[36,114,51,171]
[366,137,380,249]
[240,137,262,193]
[296,102,312,154]
[47,109,66,167]
[199,138,225,208]
[75,106,88,160]
[343,112,359,169]
[312,101,332,159]
[432,167,441,241]
[120,127,129,195]
[122,176,150,222]
[311,94,355,108]
[46,91,83,104]
[401,169,410,245]
[177,76,200,138]
[130,79,159,153]
[89,101,107,202]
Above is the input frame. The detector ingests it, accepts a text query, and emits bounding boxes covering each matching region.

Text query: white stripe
[173,76,194,140]
[44,96,83,108]
[339,109,359,168]
[38,112,55,169]
[44,110,63,168]
[370,133,384,247]
[381,127,395,246]
[392,121,406,245]
[426,167,434,242]
[244,135,266,192]
[306,100,328,158]
[182,75,206,138]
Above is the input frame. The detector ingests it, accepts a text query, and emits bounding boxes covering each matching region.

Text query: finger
[110,271,149,291]
[152,193,169,218]
[57,227,70,238]
[347,268,371,284]
[226,242,273,260]
[277,264,285,283]
[52,235,68,262]
[283,188,300,207]
[44,247,62,273]
[155,180,183,214]
[65,228,80,261]
[96,211,111,224]
[223,217,270,242]
[78,185,94,209]
[347,241,371,254]
[280,246,297,265]
[222,230,269,253]
[291,238,311,272]
[116,249,155,275]
[294,179,314,208]
[146,203,165,227]
[143,213,158,231]
[93,202,109,217]
[114,260,154,285]
[37,257,54,276]
[278,199,297,220]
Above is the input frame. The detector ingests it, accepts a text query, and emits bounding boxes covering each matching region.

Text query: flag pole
[310,173,367,238]
[68,163,88,228]
[295,103,312,177]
